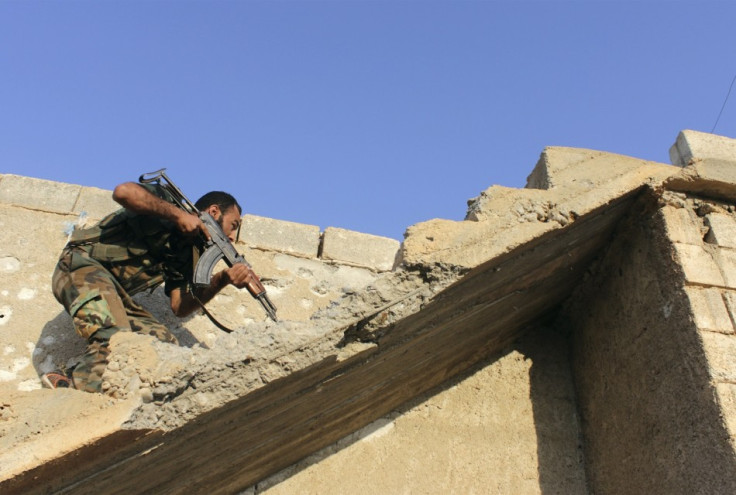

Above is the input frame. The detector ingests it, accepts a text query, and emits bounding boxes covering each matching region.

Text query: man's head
[195,191,242,241]
[195,191,241,216]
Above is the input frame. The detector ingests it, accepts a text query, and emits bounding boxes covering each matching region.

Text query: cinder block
[700,331,736,382]
[0,175,80,214]
[705,213,736,249]
[714,383,736,445]
[321,227,400,271]
[661,206,703,245]
[670,130,736,167]
[673,242,725,287]
[525,147,596,190]
[73,186,120,220]
[684,287,734,334]
[714,248,736,289]
[240,214,321,258]
[722,291,736,334]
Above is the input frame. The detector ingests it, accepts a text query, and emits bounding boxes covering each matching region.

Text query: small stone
[139,387,154,403]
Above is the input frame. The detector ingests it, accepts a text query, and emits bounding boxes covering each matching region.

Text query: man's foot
[41,370,74,389]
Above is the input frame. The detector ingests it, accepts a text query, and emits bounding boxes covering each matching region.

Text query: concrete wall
[0,174,400,479]
[254,327,587,495]
[556,130,736,494]
[0,174,400,364]
[4,129,736,493]
[250,130,736,494]
[563,191,736,493]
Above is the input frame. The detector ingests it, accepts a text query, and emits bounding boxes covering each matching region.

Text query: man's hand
[223,263,264,294]
[175,210,211,240]
[170,263,264,317]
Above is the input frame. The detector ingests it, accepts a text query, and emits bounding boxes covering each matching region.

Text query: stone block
[700,331,736,382]
[321,227,400,271]
[660,206,703,246]
[722,291,736,334]
[684,287,733,334]
[0,175,80,214]
[670,130,736,167]
[713,248,736,289]
[240,214,321,258]
[526,147,598,190]
[714,383,736,449]
[525,146,677,193]
[73,186,119,220]
[672,242,725,287]
[705,213,736,249]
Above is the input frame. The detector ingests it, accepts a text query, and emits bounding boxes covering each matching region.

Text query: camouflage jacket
[65,183,199,296]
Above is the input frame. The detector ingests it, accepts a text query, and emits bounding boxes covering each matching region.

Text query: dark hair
[195,191,242,215]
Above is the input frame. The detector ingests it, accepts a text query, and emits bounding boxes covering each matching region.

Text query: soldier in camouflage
[42,179,258,392]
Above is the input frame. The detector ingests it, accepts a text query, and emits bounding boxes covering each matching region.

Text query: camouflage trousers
[52,247,178,393]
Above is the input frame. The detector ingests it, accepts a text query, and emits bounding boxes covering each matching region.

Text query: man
[42,179,258,392]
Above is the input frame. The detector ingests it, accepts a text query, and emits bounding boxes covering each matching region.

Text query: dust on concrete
[111,268,446,431]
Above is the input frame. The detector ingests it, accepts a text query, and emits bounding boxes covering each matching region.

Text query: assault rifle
[139,168,278,323]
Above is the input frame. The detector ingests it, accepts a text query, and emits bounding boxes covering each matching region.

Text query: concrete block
[73,186,120,220]
[714,383,736,448]
[670,130,736,167]
[673,242,725,287]
[240,214,321,258]
[722,291,736,334]
[714,248,736,289]
[0,175,80,214]
[684,287,734,334]
[321,227,400,271]
[660,206,703,246]
[525,146,677,194]
[700,331,736,382]
[667,159,736,204]
[526,147,598,190]
[705,212,736,249]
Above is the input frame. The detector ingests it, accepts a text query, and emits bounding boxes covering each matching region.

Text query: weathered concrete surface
[321,226,400,271]
[670,129,736,167]
[240,214,321,258]
[5,132,736,494]
[667,130,736,201]
[402,147,677,270]
[256,327,587,495]
[2,145,675,494]
[0,174,81,214]
[0,176,392,486]
[563,191,736,494]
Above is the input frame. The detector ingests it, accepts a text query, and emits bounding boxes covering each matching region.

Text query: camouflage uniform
[52,183,198,393]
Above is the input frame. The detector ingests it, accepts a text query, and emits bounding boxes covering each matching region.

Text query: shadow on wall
[521,325,588,495]
[561,203,736,494]
[32,290,205,380]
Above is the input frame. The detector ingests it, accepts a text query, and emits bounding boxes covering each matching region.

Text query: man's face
[209,205,242,242]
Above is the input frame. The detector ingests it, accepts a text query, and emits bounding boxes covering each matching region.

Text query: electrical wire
[712,74,736,133]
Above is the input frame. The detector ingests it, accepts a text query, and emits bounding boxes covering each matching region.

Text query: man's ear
[205,204,221,219]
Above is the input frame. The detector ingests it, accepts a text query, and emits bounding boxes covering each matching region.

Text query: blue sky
[2,1,735,240]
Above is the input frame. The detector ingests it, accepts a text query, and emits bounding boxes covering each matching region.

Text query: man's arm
[169,264,258,317]
[112,182,207,238]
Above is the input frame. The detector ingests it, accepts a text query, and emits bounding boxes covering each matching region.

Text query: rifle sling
[191,292,235,333]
